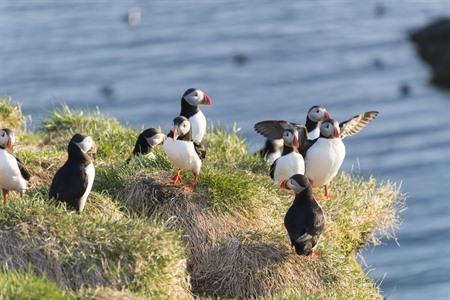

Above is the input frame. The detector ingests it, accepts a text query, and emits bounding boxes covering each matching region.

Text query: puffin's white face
[282,177,306,194]
[76,136,97,154]
[183,89,212,106]
[320,120,340,138]
[308,106,330,123]
[172,119,191,140]
[282,129,299,148]
[0,129,14,150]
[145,133,166,147]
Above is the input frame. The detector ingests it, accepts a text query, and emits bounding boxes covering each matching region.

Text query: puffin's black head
[0,128,15,150]
[307,105,330,123]
[280,174,311,194]
[170,116,191,141]
[182,88,213,107]
[141,128,166,147]
[320,119,340,139]
[69,134,97,157]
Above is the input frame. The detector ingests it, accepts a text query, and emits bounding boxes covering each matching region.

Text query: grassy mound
[0,98,403,299]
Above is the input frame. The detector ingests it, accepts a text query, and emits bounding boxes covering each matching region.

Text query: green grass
[0,269,73,300]
[0,97,26,132]
[0,98,403,299]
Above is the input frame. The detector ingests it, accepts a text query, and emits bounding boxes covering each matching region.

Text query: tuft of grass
[0,269,73,300]
[41,105,138,162]
[0,97,26,132]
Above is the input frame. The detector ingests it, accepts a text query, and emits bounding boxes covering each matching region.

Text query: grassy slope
[0,99,403,299]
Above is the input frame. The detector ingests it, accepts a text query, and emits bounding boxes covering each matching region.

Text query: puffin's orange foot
[182,184,196,192]
[311,250,320,258]
[170,173,183,184]
[324,185,331,198]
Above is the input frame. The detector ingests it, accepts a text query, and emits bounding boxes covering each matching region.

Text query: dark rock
[410,18,450,88]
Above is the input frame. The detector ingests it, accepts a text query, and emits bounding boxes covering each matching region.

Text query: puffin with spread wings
[254,120,308,183]
[255,111,378,197]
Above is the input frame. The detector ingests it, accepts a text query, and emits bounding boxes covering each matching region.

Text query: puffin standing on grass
[0,128,30,204]
[256,105,330,162]
[49,134,97,213]
[254,121,308,183]
[302,111,379,197]
[163,116,206,191]
[280,174,325,257]
[129,128,166,160]
[179,88,213,143]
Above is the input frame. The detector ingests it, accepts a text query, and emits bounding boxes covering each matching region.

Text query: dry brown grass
[118,171,403,299]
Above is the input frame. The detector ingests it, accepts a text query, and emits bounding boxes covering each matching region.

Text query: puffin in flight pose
[0,128,30,204]
[179,88,213,143]
[257,105,330,163]
[163,116,206,191]
[49,134,97,213]
[254,121,308,183]
[280,174,325,257]
[302,111,379,197]
[129,127,166,160]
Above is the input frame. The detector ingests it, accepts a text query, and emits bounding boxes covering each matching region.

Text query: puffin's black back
[284,177,325,256]
[49,134,91,212]
[180,88,199,118]
[132,128,161,156]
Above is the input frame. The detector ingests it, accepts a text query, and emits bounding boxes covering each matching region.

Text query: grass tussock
[0,99,403,299]
[0,97,26,132]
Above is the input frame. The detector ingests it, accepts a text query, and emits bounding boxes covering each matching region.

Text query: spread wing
[254,120,297,139]
[340,111,379,139]
[254,120,307,140]
[14,155,31,181]
[193,141,206,160]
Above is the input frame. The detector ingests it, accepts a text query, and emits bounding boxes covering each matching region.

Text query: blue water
[1,1,449,298]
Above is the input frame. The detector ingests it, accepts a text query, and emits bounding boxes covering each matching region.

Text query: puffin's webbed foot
[170,170,183,184]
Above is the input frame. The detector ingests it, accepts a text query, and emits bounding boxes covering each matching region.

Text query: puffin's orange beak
[333,126,341,138]
[89,143,97,154]
[279,179,287,189]
[325,111,331,120]
[173,131,178,141]
[203,93,213,105]
[7,139,13,151]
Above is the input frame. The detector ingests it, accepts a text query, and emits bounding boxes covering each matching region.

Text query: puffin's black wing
[300,138,319,157]
[193,141,206,160]
[269,159,277,180]
[49,164,88,210]
[14,155,31,181]
[254,120,302,140]
[340,111,379,139]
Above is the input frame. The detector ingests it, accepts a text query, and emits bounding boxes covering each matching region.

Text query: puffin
[280,174,325,257]
[254,121,308,183]
[163,116,206,191]
[129,127,166,160]
[302,111,379,197]
[0,128,30,204]
[179,88,213,143]
[256,105,330,162]
[49,134,97,213]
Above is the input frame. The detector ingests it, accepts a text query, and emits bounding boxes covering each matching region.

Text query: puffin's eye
[316,110,320,113]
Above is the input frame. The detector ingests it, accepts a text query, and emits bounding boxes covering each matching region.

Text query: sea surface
[1,0,449,299]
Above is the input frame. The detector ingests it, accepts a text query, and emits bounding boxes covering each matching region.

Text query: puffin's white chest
[189,110,207,143]
[79,163,95,212]
[0,149,27,192]
[308,127,320,140]
[273,152,305,182]
[163,138,202,175]
[305,138,345,187]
